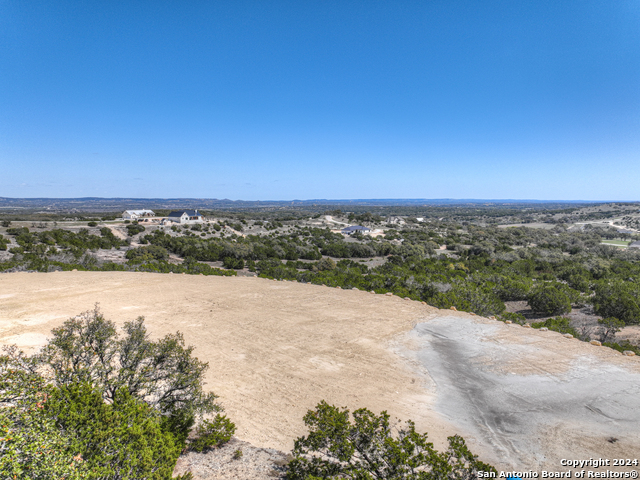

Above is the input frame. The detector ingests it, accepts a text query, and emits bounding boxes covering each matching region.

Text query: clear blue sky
[1,1,638,201]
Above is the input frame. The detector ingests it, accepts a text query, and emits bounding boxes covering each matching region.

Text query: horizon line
[1,196,639,203]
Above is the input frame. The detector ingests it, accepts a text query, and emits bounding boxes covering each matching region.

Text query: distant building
[629,241,640,249]
[123,209,155,220]
[341,225,371,235]
[165,209,205,224]
[386,216,405,225]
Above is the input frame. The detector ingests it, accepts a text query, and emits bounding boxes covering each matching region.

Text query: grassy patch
[601,240,631,246]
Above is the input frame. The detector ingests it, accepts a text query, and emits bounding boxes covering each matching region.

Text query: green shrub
[285,401,496,480]
[222,256,245,269]
[0,347,87,480]
[566,274,590,292]
[593,281,640,325]
[555,283,582,305]
[87,221,98,227]
[6,227,29,236]
[492,277,531,301]
[316,257,336,271]
[432,283,506,317]
[3,306,234,479]
[189,414,236,452]
[44,382,181,480]
[528,285,572,316]
[126,224,146,236]
[39,307,221,421]
[498,312,526,324]
[531,317,578,337]
[126,245,170,263]
[602,341,640,356]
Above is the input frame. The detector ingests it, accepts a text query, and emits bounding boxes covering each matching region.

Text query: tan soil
[0,272,449,451]
[1,271,639,475]
[106,225,128,240]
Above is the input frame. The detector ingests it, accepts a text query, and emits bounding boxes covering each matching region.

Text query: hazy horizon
[1,195,636,204]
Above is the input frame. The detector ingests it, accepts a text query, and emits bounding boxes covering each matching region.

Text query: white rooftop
[124,209,155,215]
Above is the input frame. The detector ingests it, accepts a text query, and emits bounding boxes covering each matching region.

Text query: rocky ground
[174,438,290,480]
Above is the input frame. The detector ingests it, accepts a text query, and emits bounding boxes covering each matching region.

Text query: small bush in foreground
[189,414,237,452]
[0,347,87,479]
[602,341,640,356]
[2,305,233,479]
[44,382,181,480]
[531,317,578,337]
[39,306,220,422]
[285,401,496,480]
[498,312,526,325]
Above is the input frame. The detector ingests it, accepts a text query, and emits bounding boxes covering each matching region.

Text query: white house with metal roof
[123,209,155,220]
[165,209,205,224]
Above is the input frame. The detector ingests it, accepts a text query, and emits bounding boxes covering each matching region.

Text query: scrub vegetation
[1,201,639,352]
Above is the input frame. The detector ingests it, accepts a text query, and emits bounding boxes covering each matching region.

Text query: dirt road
[1,271,639,471]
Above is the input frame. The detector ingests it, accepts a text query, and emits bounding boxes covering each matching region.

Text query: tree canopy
[286,401,496,480]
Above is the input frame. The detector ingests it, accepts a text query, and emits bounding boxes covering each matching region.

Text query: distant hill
[0,196,610,213]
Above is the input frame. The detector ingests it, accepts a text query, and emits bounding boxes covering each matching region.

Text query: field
[600,239,631,246]
[2,271,639,474]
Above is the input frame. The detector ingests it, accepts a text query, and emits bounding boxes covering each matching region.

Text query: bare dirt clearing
[1,272,639,473]
[0,272,446,451]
